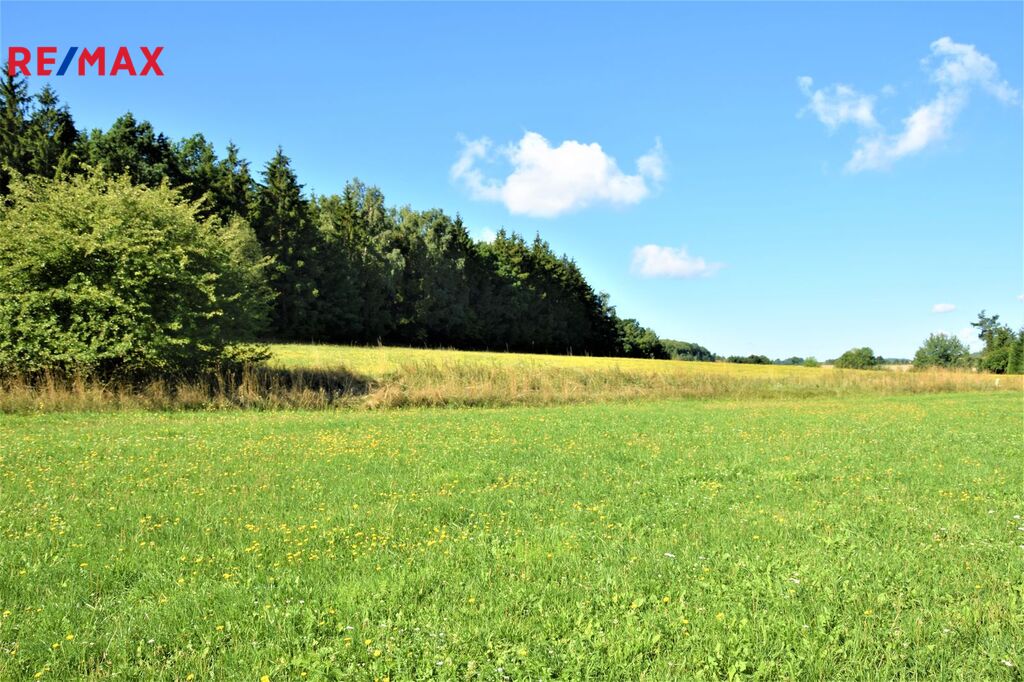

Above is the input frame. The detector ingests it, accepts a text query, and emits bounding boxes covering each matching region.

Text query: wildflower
[715,612,725,621]
[65,634,74,641]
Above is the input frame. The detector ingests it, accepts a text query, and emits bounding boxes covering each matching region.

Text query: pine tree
[26,86,78,179]
[174,133,219,213]
[84,113,181,187]
[215,142,255,219]
[0,71,31,194]
[1007,331,1024,375]
[252,149,322,340]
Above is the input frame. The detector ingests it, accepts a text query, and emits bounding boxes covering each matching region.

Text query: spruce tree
[253,149,322,340]
[0,70,31,193]
[26,86,78,179]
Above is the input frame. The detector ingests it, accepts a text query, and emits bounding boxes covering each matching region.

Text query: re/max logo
[6,47,164,76]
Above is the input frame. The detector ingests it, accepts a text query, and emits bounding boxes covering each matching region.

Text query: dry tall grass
[1,346,1019,413]
[362,359,1018,408]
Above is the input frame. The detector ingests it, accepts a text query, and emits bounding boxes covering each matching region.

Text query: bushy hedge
[0,172,273,377]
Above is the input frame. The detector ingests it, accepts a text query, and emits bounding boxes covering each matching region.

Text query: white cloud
[473,227,497,243]
[928,36,1018,104]
[957,326,978,349]
[631,244,722,279]
[451,132,665,218]
[847,94,963,172]
[798,76,878,129]
[932,303,956,313]
[636,138,666,182]
[1017,293,1024,302]
[801,37,1019,172]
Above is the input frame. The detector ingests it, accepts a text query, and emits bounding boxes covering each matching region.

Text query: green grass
[1,392,1021,679]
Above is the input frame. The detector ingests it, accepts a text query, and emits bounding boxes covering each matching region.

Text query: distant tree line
[826,314,1023,375]
[0,74,690,373]
[661,340,715,362]
[906,313,1023,374]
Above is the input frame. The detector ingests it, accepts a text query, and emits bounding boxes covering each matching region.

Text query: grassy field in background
[268,344,1017,409]
[1,392,1021,679]
[1,344,1017,412]
[267,343,886,377]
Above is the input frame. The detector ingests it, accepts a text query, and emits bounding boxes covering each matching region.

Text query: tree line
[4,74,1017,376]
[0,74,683,374]
[828,315,1023,374]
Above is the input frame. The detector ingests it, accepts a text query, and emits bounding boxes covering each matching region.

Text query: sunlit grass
[269,343,1016,408]
[1,344,1017,412]
[1,392,1020,678]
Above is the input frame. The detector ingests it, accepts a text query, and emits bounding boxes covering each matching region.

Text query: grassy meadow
[1,387,1022,679]
[2,343,1016,413]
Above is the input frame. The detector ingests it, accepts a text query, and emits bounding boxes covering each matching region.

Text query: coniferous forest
[0,74,670,374]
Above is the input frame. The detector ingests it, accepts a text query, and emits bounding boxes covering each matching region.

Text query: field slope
[1,391,1021,679]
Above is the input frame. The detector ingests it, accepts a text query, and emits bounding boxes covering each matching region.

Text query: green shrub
[833,347,883,370]
[912,333,971,369]
[0,171,273,377]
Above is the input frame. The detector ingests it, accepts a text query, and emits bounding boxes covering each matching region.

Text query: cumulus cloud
[473,227,497,243]
[800,37,1019,172]
[451,132,665,218]
[957,326,978,349]
[798,76,878,129]
[631,245,722,279]
[932,303,956,313]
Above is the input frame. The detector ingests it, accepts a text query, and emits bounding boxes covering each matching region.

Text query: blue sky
[2,1,1021,359]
